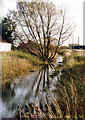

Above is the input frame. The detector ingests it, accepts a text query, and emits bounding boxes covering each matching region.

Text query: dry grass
[62,49,85,67]
[2,50,42,84]
[17,78,85,119]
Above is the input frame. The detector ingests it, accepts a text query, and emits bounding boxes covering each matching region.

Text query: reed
[17,78,85,119]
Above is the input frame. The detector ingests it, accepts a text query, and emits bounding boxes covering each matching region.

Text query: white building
[0,42,11,52]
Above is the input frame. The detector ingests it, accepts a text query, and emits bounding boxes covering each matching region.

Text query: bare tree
[10,1,75,62]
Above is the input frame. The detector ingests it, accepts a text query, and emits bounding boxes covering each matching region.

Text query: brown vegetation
[2,50,42,84]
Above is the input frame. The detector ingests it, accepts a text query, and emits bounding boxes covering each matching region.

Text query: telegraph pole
[72,39,74,49]
[78,36,80,49]
[78,36,79,46]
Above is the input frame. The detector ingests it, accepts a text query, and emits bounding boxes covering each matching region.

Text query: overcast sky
[0,0,84,45]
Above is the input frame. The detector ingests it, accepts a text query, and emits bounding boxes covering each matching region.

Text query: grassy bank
[2,50,42,84]
[62,49,85,67]
[54,63,85,118]
[51,49,85,118]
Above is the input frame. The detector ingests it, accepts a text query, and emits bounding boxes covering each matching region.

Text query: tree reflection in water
[2,63,59,117]
[2,55,85,118]
[33,64,54,97]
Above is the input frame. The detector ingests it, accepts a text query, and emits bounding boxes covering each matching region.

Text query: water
[2,55,63,118]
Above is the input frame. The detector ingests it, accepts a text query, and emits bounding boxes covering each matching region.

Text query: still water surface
[2,56,63,118]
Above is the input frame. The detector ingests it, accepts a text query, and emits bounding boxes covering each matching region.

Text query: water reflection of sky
[2,55,63,118]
